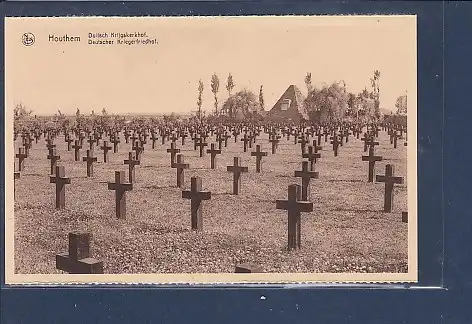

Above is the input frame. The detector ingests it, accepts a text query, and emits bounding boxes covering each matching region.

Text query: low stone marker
[376,164,404,213]
[14,171,20,199]
[402,211,408,223]
[108,170,133,219]
[276,184,314,251]
[235,263,262,273]
[50,165,71,209]
[227,157,249,195]
[56,232,104,274]
[182,176,211,231]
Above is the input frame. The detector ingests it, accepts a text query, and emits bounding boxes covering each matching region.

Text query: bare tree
[197,80,204,122]
[211,73,220,115]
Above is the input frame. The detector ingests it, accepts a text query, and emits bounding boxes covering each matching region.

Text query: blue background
[1,1,471,322]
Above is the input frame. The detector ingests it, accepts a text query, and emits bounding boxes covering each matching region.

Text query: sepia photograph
[4,16,417,284]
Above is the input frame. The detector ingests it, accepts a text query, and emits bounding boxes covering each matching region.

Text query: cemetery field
[13,130,408,274]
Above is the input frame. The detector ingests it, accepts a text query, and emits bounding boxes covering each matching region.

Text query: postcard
[5,15,417,284]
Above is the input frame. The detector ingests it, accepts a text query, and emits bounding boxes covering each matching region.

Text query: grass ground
[13,128,408,274]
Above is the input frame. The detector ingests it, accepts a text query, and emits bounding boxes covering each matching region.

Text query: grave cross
[361,146,382,182]
[124,152,140,183]
[16,147,27,171]
[227,157,249,195]
[376,164,404,213]
[196,139,208,158]
[132,141,144,160]
[50,165,71,209]
[72,140,82,161]
[173,154,189,188]
[87,136,96,150]
[206,143,222,169]
[330,135,341,157]
[47,148,61,175]
[65,135,74,151]
[240,134,251,152]
[276,184,313,251]
[166,142,181,167]
[294,161,319,200]
[100,141,112,163]
[298,136,309,154]
[56,233,104,274]
[251,144,268,173]
[150,132,158,149]
[111,135,120,153]
[269,135,279,154]
[302,146,321,171]
[107,170,133,219]
[82,149,98,177]
[182,176,211,231]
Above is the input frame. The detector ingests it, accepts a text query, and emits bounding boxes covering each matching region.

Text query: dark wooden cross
[206,143,222,169]
[227,157,248,195]
[108,170,133,219]
[240,133,251,152]
[87,136,96,150]
[302,145,321,171]
[376,164,404,213]
[124,152,140,183]
[276,184,314,251]
[47,148,61,175]
[56,232,103,274]
[173,154,189,188]
[269,135,279,154]
[392,131,400,149]
[82,149,97,177]
[294,161,319,201]
[111,135,120,153]
[251,144,268,173]
[46,142,56,157]
[16,147,27,171]
[166,142,181,167]
[182,176,211,231]
[65,135,74,151]
[72,140,82,161]
[196,139,208,158]
[361,146,382,182]
[50,165,71,209]
[100,141,112,163]
[181,133,188,146]
[298,136,309,154]
[330,135,341,157]
[132,141,144,161]
[150,132,158,149]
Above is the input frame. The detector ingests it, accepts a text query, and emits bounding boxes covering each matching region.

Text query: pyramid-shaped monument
[267,85,309,122]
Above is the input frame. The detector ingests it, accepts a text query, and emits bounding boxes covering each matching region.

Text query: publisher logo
[22,33,35,46]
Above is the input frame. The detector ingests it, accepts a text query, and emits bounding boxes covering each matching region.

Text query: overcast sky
[6,16,416,116]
